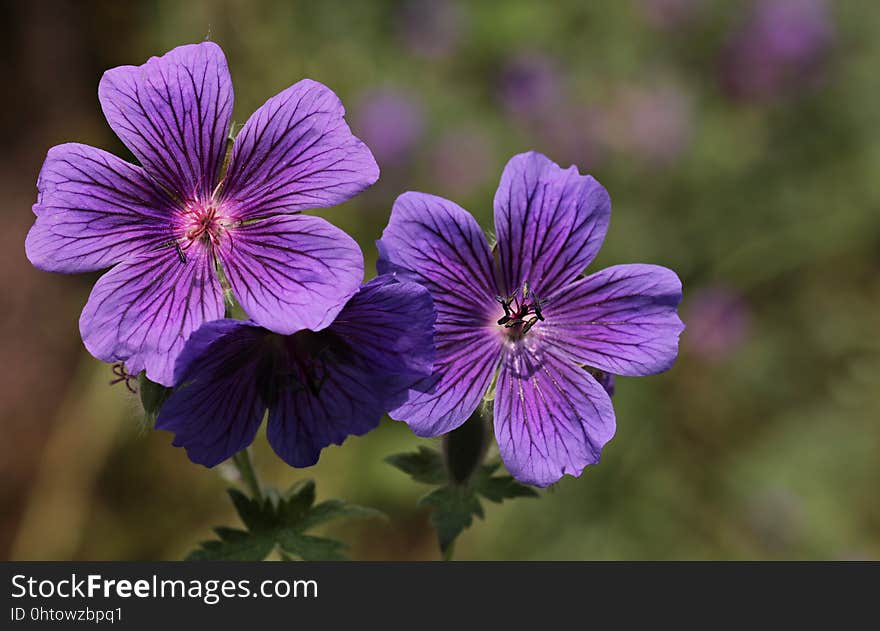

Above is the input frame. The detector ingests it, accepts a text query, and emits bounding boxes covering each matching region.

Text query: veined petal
[221,79,379,218]
[99,42,233,201]
[377,191,498,319]
[330,276,436,378]
[266,356,384,468]
[26,143,174,273]
[494,342,616,487]
[541,264,684,376]
[493,151,610,297]
[219,214,364,334]
[388,325,502,437]
[79,246,224,386]
[156,320,269,467]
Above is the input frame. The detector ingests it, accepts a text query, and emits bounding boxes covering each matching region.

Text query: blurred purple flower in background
[378,152,684,486]
[429,126,494,197]
[539,104,606,171]
[398,0,465,60]
[355,88,424,168]
[498,52,562,119]
[638,0,699,30]
[684,286,752,361]
[720,0,834,102]
[602,82,694,167]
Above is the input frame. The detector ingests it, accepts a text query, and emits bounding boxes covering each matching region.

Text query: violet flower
[720,0,834,102]
[356,88,424,167]
[378,151,684,486]
[25,42,379,386]
[684,285,751,361]
[156,276,435,467]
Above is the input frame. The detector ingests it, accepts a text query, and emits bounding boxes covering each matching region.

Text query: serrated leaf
[475,474,539,503]
[279,479,317,525]
[189,482,376,562]
[227,489,275,533]
[419,486,484,555]
[186,531,275,561]
[297,500,385,532]
[277,532,349,561]
[385,447,447,485]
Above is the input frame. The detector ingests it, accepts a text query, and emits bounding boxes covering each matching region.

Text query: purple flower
[378,151,684,486]
[720,0,834,102]
[155,276,435,467]
[429,126,494,197]
[498,52,562,119]
[398,0,465,60]
[355,88,424,167]
[684,285,751,361]
[638,0,699,30]
[25,42,379,386]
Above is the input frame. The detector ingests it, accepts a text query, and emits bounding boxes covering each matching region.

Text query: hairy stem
[232,448,263,502]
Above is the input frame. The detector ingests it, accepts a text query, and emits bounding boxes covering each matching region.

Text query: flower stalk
[231,448,263,503]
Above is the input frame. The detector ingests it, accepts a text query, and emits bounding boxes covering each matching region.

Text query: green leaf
[138,372,171,427]
[385,447,447,485]
[278,479,317,526]
[297,500,386,532]
[227,489,274,533]
[277,532,349,561]
[473,470,539,503]
[418,486,484,556]
[186,528,275,561]
[187,480,381,561]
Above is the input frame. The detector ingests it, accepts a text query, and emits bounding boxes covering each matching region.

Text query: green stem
[232,448,263,502]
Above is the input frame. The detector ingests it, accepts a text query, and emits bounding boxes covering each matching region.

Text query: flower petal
[493,151,610,297]
[388,325,502,437]
[541,264,684,376]
[265,339,384,468]
[377,191,498,318]
[79,246,224,386]
[219,214,364,334]
[494,342,616,487]
[99,42,233,200]
[156,320,269,467]
[26,143,174,273]
[221,79,379,218]
[330,276,436,378]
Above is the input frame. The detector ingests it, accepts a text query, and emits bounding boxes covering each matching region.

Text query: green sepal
[138,372,172,428]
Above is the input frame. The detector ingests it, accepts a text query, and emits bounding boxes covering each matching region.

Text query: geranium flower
[377,151,684,486]
[25,42,379,385]
[156,276,435,467]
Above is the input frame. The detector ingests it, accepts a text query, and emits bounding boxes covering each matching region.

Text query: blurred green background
[2,0,879,560]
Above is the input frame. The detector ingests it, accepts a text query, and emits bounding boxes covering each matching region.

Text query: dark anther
[109,362,138,394]
[495,281,547,335]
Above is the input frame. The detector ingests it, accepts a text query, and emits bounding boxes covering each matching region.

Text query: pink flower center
[180,199,229,249]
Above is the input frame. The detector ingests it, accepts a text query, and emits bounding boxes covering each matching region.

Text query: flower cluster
[26,42,684,486]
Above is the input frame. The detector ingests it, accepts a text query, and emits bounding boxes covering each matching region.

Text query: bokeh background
[2,0,879,560]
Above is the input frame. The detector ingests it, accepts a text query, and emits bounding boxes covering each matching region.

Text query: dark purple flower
[720,0,834,102]
[25,42,379,386]
[684,286,751,361]
[398,0,465,59]
[156,276,435,467]
[355,88,424,167]
[498,52,562,119]
[378,151,684,486]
